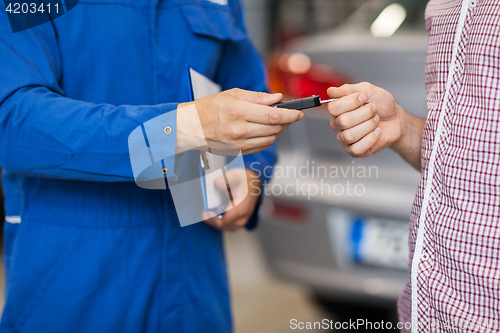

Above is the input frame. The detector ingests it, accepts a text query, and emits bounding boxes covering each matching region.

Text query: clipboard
[186,66,232,215]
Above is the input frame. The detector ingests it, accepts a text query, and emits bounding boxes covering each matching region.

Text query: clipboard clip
[199,152,209,170]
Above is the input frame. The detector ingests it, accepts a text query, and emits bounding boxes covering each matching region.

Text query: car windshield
[345,0,428,33]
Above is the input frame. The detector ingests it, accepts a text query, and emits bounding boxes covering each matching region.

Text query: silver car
[257,0,428,317]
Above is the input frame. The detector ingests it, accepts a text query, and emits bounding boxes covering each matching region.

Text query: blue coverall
[0,0,276,332]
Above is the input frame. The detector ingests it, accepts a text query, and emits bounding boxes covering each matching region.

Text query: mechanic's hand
[203,169,261,232]
[179,89,304,156]
[327,82,403,158]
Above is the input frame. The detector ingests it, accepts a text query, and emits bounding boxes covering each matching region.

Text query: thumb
[231,89,283,106]
[327,85,354,99]
[328,83,373,100]
[213,176,227,191]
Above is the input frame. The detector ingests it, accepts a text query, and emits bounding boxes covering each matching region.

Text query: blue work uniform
[0,0,276,332]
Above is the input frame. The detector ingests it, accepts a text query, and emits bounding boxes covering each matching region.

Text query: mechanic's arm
[327,83,426,171]
[0,26,301,182]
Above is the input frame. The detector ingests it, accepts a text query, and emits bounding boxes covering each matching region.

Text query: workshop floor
[225,231,400,333]
[225,230,329,333]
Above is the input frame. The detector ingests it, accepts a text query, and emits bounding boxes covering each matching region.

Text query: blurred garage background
[0,0,428,332]
[232,0,427,331]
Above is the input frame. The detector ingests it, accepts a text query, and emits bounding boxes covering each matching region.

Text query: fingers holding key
[336,113,380,146]
[327,82,400,158]
[345,127,382,158]
[327,92,368,117]
[330,103,377,131]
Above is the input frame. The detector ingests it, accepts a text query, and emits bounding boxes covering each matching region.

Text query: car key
[272,95,336,110]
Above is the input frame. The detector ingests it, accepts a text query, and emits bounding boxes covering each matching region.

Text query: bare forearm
[390,104,426,171]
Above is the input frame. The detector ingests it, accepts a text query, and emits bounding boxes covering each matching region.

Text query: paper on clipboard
[160,67,248,226]
[189,68,222,102]
[188,68,231,214]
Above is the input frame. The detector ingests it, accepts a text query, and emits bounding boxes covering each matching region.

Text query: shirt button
[469,0,476,8]
[421,252,430,261]
[164,126,172,135]
[429,192,437,203]
[162,167,169,175]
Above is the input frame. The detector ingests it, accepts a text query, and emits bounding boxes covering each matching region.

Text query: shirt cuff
[129,104,181,188]
[142,104,180,180]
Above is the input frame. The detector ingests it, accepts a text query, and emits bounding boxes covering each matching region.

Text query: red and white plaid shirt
[397,0,500,332]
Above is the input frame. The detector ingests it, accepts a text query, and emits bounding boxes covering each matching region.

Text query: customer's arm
[327,83,426,171]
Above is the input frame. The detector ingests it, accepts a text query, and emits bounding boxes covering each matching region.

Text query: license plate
[349,217,409,270]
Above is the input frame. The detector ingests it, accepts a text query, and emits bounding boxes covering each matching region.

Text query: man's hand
[178,89,304,156]
[327,82,425,170]
[327,82,403,158]
[203,169,261,232]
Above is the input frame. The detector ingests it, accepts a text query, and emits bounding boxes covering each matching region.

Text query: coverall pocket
[180,3,247,42]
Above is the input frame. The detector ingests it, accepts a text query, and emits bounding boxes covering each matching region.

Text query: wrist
[175,102,208,154]
[246,169,262,197]
[389,103,409,152]
[388,103,425,171]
